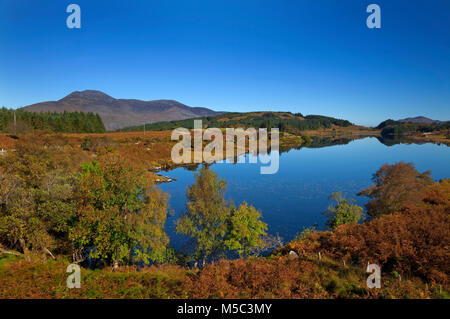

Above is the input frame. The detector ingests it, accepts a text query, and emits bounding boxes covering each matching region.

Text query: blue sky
[0,0,449,126]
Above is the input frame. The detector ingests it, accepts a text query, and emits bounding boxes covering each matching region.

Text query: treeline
[0,108,106,134]
[121,112,353,132]
[377,119,450,138]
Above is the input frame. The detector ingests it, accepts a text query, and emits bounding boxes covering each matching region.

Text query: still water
[159,137,450,249]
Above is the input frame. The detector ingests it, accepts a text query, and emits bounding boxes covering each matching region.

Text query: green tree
[323,192,364,230]
[0,108,105,133]
[225,202,267,257]
[294,224,318,241]
[70,156,169,267]
[176,166,232,265]
[301,134,311,146]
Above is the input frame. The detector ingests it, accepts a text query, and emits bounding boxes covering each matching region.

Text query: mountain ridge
[21,90,223,131]
[398,116,443,124]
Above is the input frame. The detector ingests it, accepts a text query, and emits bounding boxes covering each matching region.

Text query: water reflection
[159,136,450,250]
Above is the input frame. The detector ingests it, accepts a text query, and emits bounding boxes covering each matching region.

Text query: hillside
[398,116,443,124]
[21,90,223,131]
[377,119,450,136]
[122,111,354,132]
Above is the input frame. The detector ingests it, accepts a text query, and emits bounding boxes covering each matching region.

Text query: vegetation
[0,134,89,258]
[0,108,105,133]
[358,162,434,217]
[176,166,267,264]
[294,224,318,241]
[284,179,450,285]
[80,136,116,152]
[301,134,312,146]
[225,202,268,258]
[0,131,448,299]
[176,166,231,265]
[323,192,365,230]
[0,134,169,268]
[121,112,353,133]
[377,119,450,138]
[70,156,170,268]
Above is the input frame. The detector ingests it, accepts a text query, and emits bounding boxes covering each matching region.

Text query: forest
[0,108,106,134]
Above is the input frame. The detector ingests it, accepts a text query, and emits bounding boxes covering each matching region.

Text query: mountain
[398,116,442,125]
[21,90,223,131]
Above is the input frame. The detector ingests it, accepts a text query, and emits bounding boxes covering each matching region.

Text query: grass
[0,254,18,267]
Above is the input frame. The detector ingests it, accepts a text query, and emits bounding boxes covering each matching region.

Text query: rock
[289,250,299,260]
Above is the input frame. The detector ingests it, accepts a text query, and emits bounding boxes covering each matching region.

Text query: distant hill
[21,90,223,131]
[398,116,442,124]
[376,118,450,138]
[122,111,354,132]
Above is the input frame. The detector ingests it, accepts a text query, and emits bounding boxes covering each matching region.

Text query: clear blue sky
[0,0,449,126]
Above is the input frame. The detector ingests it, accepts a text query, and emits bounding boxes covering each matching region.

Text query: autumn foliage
[0,134,449,299]
[285,178,450,284]
[358,162,434,217]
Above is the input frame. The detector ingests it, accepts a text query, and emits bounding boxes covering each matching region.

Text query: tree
[176,166,232,265]
[177,167,269,263]
[323,192,364,230]
[358,162,433,217]
[322,190,449,282]
[278,122,287,132]
[294,224,318,241]
[423,179,450,208]
[5,119,32,135]
[0,135,83,259]
[301,134,311,146]
[70,155,169,267]
[0,108,105,133]
[225,202,267,257]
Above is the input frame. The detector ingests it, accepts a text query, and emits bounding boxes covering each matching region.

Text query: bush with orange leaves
[284,179,450,285]
[184,257,334,298]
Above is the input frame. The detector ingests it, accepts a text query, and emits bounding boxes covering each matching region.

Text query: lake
[159,137,450,250]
